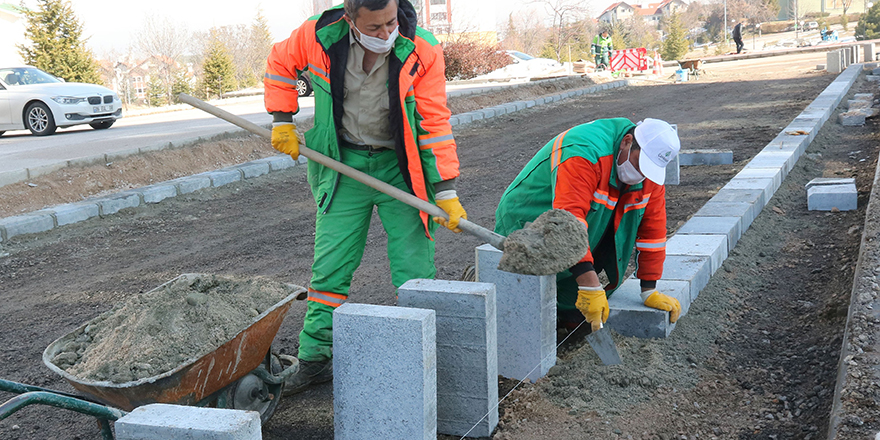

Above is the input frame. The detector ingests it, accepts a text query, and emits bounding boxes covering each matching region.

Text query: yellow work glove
[575,287,609,332]
[642,290,681,323]
[433,197,467,233]
[271,123,300,159]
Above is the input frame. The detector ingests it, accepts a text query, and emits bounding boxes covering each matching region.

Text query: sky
[19,0,619,56]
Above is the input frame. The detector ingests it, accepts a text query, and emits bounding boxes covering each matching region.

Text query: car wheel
[89,120,115,130]
[296,76,312,97]
[25,102,57,136]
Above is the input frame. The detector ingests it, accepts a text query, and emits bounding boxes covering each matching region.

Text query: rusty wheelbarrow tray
[41,273,306,423]
[678,58,704,79]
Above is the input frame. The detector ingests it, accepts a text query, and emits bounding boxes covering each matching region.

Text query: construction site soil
[1,57,878,439]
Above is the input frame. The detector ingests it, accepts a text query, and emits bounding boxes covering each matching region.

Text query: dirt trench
[0,54,873,439]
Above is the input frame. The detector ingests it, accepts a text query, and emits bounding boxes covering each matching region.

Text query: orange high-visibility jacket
[495,119,667,292]
[264,2,459,235]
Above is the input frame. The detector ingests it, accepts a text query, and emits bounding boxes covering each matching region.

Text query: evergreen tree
[661,13,689,61]
[17,0,102,84]
[202,35,238,99]
[856,2,880,40]
[170,70,193,104]
[246,9,274,85]
[147,75,167,107]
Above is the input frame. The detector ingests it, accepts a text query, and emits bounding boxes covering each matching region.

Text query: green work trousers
[298,147,437,362]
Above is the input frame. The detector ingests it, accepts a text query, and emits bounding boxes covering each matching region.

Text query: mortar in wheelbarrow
[42,273,306,411]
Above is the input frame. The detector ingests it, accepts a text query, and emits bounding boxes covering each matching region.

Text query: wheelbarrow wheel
[220,353,284,423]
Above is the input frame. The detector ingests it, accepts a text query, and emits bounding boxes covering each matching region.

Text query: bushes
[443,41,512,81]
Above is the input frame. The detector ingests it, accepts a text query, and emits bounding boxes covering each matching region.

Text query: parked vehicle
[297,73,312,97]
[0,66,122,136]
[807,21,819,30]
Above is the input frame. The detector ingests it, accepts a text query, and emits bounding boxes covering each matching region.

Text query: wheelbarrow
[0,273,307,439]
[678,59,704,80]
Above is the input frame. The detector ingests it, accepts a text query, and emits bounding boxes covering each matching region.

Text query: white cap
[634,118,681,185]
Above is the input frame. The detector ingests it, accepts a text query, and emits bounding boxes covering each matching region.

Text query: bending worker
[495,118,682,332]
[264,0,466,394]
[591,28,613,71]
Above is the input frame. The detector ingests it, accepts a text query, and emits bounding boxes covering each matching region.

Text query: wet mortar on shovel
[497,209,589,275]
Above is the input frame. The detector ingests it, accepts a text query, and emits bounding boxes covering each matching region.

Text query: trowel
[586,323,621,365]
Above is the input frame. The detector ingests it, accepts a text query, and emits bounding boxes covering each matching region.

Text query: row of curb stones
[605,63,863,338]
[0,79,628,245]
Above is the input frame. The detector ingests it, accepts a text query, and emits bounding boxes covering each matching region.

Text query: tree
[17,0,102,84]
[170,70,193,104]
[245,9,274,86]
[501,11,551,57]
[532,0,591,62]
[201,34,238,99]
[856,2,880,39]
[661,13,689,61]
[146,75,167,107]
[134,15,190,103]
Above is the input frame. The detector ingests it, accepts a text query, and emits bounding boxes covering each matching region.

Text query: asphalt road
[0,97,313,174]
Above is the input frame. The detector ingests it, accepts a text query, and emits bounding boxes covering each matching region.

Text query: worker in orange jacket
[495,118,682,332]
[264,0,466,394]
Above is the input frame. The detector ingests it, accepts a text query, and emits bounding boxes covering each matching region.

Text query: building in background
[598,0,687,28]
[0,2,26,65]
[421,0,499,44]
[774,0,867,20]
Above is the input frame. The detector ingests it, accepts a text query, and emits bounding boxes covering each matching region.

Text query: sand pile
[51,274,302,383]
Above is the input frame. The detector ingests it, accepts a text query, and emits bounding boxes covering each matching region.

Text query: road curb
[0,78,624,245]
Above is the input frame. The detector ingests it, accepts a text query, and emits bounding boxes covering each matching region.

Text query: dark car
[297,73,312,97]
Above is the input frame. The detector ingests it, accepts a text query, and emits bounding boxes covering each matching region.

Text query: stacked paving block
[333,303,437,440]
[115,404,261,440]
[847,93,878,119]
[827,50,844,74]
[806,178,858,211]
[475,244,556,382]
[608,64,863,338]
[864,43,876,62]
[678,149,733,166]
[398,280,498,438]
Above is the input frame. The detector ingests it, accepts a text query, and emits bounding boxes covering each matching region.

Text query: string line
[457,320,587,439]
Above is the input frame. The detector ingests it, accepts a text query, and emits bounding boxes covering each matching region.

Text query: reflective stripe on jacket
[494,118,667,293]
[263,2,459,235]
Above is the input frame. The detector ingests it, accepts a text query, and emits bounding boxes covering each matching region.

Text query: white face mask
[617,146,645,185]
[353,23,399,54]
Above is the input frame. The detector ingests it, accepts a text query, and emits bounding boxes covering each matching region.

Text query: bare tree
[532,0,592,62]
[133,15,190,103]
[501,11,550,56]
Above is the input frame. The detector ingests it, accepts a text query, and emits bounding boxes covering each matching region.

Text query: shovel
[178,93,588,275]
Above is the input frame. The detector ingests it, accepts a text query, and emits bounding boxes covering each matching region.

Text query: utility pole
[724,0,728,44]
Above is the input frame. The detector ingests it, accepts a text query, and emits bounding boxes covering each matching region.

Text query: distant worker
[264,0,467,394]
[591,29,613,71]
[495,118,683,333]
[732,22,744,54]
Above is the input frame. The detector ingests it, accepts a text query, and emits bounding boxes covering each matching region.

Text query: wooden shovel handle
[178,93,506,249]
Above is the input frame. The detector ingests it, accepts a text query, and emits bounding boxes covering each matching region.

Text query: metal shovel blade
[586,325,622,365]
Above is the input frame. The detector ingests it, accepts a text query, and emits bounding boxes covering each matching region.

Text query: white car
[0,66,122,136]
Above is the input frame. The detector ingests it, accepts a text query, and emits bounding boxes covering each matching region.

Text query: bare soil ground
[0,56,875,439]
